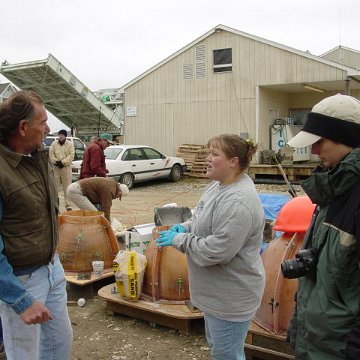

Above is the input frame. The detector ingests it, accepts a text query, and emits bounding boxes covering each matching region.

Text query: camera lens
[281,258,307,279]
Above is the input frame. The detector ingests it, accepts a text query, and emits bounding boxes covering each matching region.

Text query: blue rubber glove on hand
[156,231,177,247]
[169,224,186,233]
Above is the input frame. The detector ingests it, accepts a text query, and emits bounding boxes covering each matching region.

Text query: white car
[72,145,187,188]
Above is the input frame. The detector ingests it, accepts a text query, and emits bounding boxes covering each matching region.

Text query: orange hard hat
[273,196,316,233]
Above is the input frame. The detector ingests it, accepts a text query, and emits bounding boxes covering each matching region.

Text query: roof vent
[183,64,194,80]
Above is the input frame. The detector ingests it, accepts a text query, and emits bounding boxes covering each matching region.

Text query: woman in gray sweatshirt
[157,134,265,360]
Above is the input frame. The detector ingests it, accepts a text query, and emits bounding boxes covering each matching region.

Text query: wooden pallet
[98,283,204,334]
[185,149,208,177]
[177,144,206,171]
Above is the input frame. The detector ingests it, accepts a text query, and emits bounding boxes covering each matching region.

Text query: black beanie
[58,129,67,137]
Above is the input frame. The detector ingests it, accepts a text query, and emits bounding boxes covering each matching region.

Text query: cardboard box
[124,223,155,254]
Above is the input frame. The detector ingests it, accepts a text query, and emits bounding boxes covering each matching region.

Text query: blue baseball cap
[99,133,115,144]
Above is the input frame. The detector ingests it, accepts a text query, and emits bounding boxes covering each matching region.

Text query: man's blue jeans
[0,255,73,360]
[204,313,250,360]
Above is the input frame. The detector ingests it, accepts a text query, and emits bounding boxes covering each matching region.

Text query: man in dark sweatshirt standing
[79,133,114,179]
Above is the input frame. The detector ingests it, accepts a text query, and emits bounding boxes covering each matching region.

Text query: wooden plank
[99,284,203,319]
[245,343,295,360]
[98,284,204,334]
[248,167,281,176]
[65,270,114,286]
[248,321,285,340]
[187,173,207,178]
[248,163,317,181]
[177,144,206,151]
[66,272,115,300]
[190,166,207,171]
[245,321,295,359]
[105,301,196,334]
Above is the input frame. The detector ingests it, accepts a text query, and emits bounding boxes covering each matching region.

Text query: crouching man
[67,177,129,222]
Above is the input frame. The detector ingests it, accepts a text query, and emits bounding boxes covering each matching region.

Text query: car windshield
[104,147,124,160]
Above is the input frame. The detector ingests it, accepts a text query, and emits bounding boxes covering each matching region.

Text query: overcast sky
[1,0,359,131]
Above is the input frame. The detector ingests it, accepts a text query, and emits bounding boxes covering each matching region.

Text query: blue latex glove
[156,231,177,247]
[169,224,186,233]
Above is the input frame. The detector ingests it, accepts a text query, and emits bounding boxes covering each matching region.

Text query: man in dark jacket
[286,94,360,359]
[79,133,114,179]
[0,91,72,359]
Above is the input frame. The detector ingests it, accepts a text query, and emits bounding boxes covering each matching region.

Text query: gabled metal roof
[320,45,360,58]
[0,54,122,135]
[121,24,360,90]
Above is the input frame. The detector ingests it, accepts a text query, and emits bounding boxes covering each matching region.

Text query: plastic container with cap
[273,195,316,233]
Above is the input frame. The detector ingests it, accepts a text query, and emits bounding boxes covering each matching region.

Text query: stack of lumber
[176,144,206,172]
[188,149,208,178]
[176,144,208,178]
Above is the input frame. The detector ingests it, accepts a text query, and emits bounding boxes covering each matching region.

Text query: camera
[281,248,317,279]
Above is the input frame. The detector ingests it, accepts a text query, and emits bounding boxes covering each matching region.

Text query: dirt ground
[58,176,304,360]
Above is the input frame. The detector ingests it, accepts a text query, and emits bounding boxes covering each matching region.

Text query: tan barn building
[121,25,360,160]
[321,45,360,70]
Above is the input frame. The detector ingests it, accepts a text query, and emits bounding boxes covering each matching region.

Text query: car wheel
[170,165,181,182]
[120,173,134,189]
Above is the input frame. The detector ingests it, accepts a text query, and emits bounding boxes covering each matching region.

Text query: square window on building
[213,48,232,72]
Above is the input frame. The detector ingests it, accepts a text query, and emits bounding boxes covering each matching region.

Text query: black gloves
[55,161,64,169]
